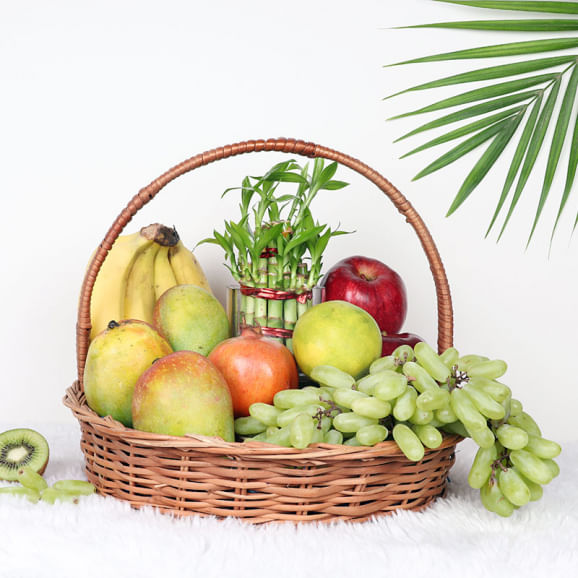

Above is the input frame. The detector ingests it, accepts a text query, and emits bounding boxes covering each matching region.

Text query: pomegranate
[208,327,298,417]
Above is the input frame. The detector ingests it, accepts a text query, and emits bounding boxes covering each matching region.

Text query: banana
[88,223,210,340]
[168,240,212,293]
[89,232,153,340]
[153,245,177,301]
[123,241,161,324]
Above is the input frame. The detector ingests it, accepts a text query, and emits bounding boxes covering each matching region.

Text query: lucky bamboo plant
[201,158,350,348]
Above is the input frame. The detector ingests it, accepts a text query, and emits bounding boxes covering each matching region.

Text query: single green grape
[356,424,388,446]
[392,423,425,462]
[372,371,409,401]
[507,412,542,437]
[469,377,511,404]
[17,466,48,492]
[332,388,368,409]
[439,347,459,370]
[369,356,397,374]
[333,412,378,433]
[392,386,417,422]
[462,384,505,420]
[468,359,508,380]
[414,341,451,383]
[496,424,529,450]
[468,425,496,449]
[468,444,498,489]
[310,365,355,389]
[0,486,40,503]
[290,414,315,449]
[480,477,514,517]
[408,407,434,426]
[498,467,531,507]
[450,388,487,432]
[435,405,458,424]
[412,424,443,449]
[416,388,450,412]
[351,396,391,419]
[402,362,438,393]
[324,429,344,445]
[273,389,322,409]
[509,398,523,417]
[392,345,415,363]
[248,403,282,427]
[457,354,489,373]
[234,416,267,436]
[509,449,554,485]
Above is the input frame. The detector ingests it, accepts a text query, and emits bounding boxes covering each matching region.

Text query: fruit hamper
[64,138,461,523]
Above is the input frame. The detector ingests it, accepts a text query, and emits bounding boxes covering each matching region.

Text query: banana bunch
[88,223,212,340]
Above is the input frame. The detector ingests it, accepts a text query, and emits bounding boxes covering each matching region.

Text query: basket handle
[76,137,453,385]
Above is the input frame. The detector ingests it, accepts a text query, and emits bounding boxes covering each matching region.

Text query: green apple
[292,300,382,379]
[132,350,235,441]
[83,320,172,427]
[153,284,229,355]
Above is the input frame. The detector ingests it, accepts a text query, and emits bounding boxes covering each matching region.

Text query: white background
[1,0,576,442]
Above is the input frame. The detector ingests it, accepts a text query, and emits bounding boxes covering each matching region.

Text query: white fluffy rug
[0,422,576,578]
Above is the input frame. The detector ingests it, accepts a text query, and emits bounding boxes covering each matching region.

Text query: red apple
[381,332,423,357]
[321,256,407,334]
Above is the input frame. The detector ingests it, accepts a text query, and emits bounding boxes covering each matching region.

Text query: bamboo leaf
[264,171,308,184]
[401,107,523,158]
[554,106,578,238]
[499,77,562,239]
[400,19,578,32]
[447,115,523,215]
[318,161,338,185]
[393,90,539,141]
[385,55,574,100]
[387,38,578,67]
[413,116,515,180]
[433,1,578,15]
[283,225,326,255]
[390,73,557,119]
[321,180,349,190]
[254,223,285,255]
[486,95,543,236]
[528,64,578,245]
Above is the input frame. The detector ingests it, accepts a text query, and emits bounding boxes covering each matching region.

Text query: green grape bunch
[233,341,561,517]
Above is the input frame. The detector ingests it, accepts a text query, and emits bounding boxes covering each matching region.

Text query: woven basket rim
[64,380,462,459]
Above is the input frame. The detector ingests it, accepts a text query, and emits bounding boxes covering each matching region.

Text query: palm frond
[385,1,578,247]
[433,1,578,15]
[486,95,543,236]
[389,73,556,119]
[388,38,578,66]
[400,19,578,31]
[384,55,574,100]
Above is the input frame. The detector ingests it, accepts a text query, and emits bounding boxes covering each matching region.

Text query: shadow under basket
[66,137,461,524]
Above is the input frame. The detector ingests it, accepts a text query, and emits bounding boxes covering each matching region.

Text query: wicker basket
[64,137,461,524]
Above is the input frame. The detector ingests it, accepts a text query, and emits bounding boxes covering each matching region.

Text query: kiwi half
[0,429,49,481]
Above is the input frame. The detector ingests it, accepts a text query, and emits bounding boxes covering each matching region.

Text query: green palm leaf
[528,64,578,245]
[388,38,578,66]
[557,113,578,235]
[486,95,543,236]
[401,107,523,158]
[447,114,524,215]
[389,73,556,119]
[385,55,575,100]
[401,19,578,32]
[498,77,562,239]
[385,1,578,247]
[413,116,519,180]
[394,90,538,142]
[434,1,578,15]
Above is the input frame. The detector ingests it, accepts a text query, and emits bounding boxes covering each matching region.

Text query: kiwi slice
[0,429,49,481]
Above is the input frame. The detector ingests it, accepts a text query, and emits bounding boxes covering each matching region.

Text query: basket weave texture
[64,137,460,524]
